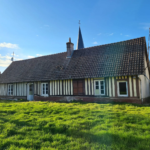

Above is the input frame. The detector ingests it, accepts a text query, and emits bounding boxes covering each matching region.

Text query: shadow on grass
[51,100,149,107]
[1,123,150,150]
[1,114,150,150]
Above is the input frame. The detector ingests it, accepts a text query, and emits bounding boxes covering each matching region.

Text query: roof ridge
[76,36,145,51]
[14,51,67,62]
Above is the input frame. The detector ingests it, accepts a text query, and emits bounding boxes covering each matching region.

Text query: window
[41,83,48,96]
[29,84,33,95]
[96,81,99,89]
[8,84,13,95]
[117,81,128,97]
[94,80,105,95]
[29,84,33,92]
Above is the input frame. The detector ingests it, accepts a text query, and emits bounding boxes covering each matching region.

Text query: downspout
[143,74,150,81]
[138,76,143,103]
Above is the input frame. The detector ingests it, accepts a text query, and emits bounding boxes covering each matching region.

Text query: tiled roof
[0,37,146,83]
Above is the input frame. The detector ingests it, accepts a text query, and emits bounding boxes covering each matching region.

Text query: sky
[0,0,150,73]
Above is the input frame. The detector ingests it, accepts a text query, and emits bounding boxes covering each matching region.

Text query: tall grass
[0,100,150,150]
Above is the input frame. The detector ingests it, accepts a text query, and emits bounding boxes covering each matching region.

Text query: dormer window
[8,84,13,96]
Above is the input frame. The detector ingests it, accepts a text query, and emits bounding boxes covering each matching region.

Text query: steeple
[76,23,84,50]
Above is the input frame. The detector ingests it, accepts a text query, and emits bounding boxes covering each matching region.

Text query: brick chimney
[66,38,74,58]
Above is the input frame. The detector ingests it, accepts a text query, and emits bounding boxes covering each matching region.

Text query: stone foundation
[34,95,142,104]
[0,96,27,100]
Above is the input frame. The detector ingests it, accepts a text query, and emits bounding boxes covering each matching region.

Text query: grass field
[0,101,150,150]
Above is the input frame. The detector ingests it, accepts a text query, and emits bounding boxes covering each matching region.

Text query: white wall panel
[112,77,115,97]
[91,78,94,95]
[133,79,137,97]
[88,78,91,95]
[71,79,73,95]
[68,80,70,95]
[109,77,112,97]
[63,80,65,95]
[129,76,133,97]
[49,81,52,95]
[60,80,62,95]
[85,79,88,95]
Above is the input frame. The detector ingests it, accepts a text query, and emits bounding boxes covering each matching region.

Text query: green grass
[0,100,150,150]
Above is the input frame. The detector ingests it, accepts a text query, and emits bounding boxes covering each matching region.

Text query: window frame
[41,83,48,97]
[94,80,105,96]
[117,81,128,97]
[8,84,13,96]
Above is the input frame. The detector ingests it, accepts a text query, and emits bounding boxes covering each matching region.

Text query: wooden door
[73,79,85,95]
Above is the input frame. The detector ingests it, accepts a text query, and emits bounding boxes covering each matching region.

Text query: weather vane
[78,20,81,26]
[11,52,14,61]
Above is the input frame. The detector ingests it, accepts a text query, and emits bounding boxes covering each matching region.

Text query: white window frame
[94,80,105,95]
[117,81,128,97]
[41,83,48,97]
[8,84,13,96]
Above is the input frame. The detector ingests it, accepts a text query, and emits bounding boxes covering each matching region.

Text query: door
[73,79,85,95]
[27,83,34,101]
[94,80,105,95]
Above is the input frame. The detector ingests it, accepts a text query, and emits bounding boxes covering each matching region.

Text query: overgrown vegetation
[0,100,150,150]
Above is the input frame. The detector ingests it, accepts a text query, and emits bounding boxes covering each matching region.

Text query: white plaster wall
[139,75,150,98]
[138,52,150,98]
[0,84,7,96]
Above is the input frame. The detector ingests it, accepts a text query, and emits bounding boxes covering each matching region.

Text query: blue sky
[0,0,150,73]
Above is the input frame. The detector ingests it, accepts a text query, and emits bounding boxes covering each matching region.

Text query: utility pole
[148,28,150,60]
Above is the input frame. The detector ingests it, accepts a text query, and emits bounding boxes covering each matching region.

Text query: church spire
[76,21,84,50]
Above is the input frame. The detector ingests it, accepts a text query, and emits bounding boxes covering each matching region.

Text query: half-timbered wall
[85,77,111,96]
[49,80,73,96]
[85,78,94,95]
[26,80,73,96]
[16,83,27,96]
[0,83,27,96]
[0,84,7,96]
[84,76,139,98]
[115,76,139,98]
[0,76,142,98]
[34,82,41,95]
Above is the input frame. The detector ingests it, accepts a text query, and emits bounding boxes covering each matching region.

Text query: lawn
[0,101,150,150]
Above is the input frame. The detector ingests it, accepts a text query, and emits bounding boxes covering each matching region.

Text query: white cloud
[109,33,114,36]
[98,33,101,35]
[36,54,43,56]
[16,59,23,61]
[0,59,11,67]
[0,54,11,59]
[140,23,150,30]
[120,33,123,35]
[125,35,130,37]
[93,41,98,44]
[36,35,39,37]
[0,42,19,49]
[27,55,35,58]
